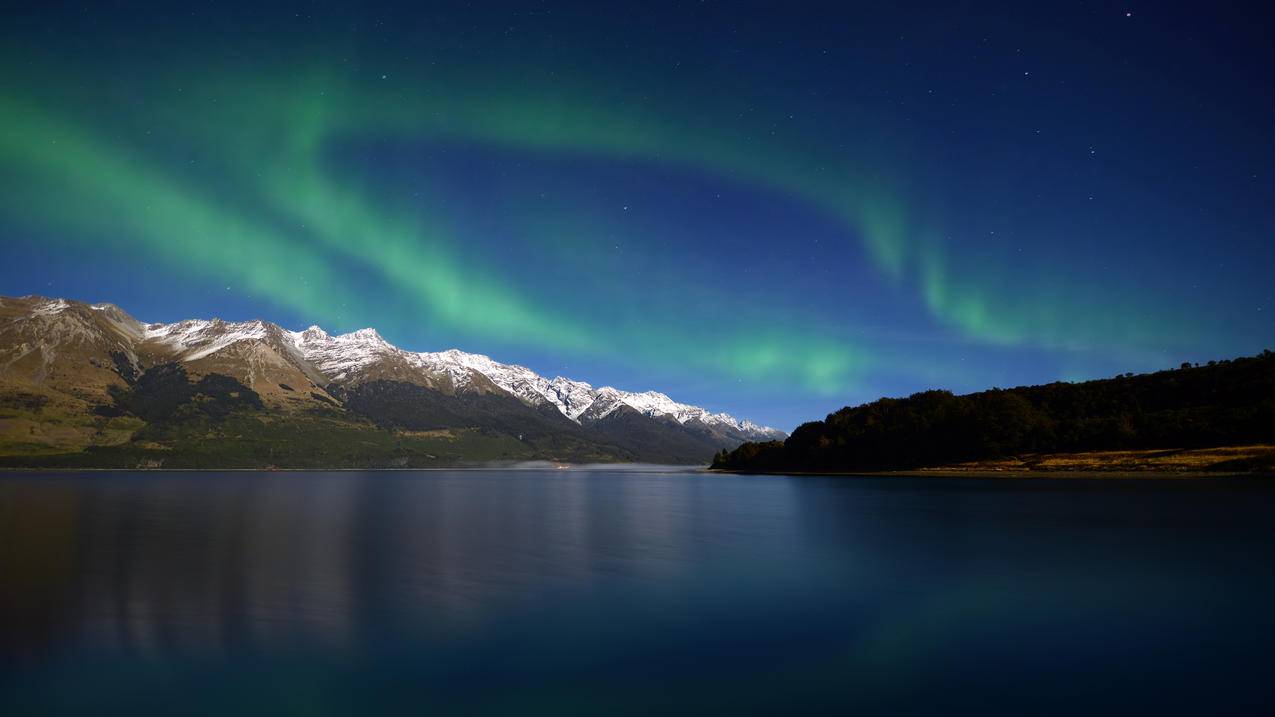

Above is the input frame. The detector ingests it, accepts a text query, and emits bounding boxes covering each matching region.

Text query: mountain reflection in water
[2,470,1274,715]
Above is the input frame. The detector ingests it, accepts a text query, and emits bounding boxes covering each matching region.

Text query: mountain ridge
[131,298,781,439]
[0,295,783,468]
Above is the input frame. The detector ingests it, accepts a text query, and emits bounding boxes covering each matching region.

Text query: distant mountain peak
[343,327,386,343]
[291,326,783,439]
[1,295,786,443]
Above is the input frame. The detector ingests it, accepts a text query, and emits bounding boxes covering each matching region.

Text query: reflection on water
[1,471,1274,714]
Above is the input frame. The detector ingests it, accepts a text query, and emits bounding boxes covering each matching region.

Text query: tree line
[712,350,1275,472]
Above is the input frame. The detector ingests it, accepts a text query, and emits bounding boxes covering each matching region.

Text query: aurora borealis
[2,2,1272,429]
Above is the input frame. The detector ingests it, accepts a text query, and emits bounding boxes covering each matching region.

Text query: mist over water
[2,470,1273,714]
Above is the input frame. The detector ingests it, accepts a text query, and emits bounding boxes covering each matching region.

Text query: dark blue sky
[2,1,1272,429]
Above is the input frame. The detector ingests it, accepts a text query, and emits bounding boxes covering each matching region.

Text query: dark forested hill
[713,351,1275,473]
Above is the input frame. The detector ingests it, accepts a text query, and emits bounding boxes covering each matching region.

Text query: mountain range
[0,295,783,468]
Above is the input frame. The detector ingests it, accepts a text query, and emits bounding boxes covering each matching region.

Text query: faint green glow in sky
[0,81,877,394]
[0,50,1232,404]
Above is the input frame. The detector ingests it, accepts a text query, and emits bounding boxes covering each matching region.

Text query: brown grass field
[899,444,1275,478]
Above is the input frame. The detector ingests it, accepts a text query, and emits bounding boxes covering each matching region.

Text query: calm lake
[1,469,1273,715]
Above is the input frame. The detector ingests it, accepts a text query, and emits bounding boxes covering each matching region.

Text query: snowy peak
[3,296,784,441]
[580,386,776,437]
[611,389,690,420]
[417,348,547,401]
[28,297,73,316]
[345,328,387,344]
[398,350,782,438]
[287,324,405,385]
[546,376,597,421]
[143,318,279,362]
[1,295,147,365]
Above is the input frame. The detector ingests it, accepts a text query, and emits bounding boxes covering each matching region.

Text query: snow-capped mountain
[0,296,785,466]
[277,323,783,440]
[121,306,780,440]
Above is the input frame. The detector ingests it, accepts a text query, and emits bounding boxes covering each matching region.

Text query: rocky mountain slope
[0,295,783,468]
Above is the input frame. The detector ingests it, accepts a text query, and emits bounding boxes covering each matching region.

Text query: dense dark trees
[107,363,263,422]
[714,351,1275,472]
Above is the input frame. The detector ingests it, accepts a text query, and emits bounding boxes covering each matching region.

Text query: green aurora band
[0,50,1220,397]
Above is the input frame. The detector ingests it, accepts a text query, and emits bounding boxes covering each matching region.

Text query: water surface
[2,470,1273,714]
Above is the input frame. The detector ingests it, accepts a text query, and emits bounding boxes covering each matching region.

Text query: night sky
[2,2,1272,430]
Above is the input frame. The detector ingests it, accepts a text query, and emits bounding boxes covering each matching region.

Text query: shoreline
[0,464,708,474]
[712,445,1275,479]
[1,465,1272,480]
[710,468,1274,479]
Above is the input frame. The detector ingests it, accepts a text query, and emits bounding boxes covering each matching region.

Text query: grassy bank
[714,444,1275,478]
